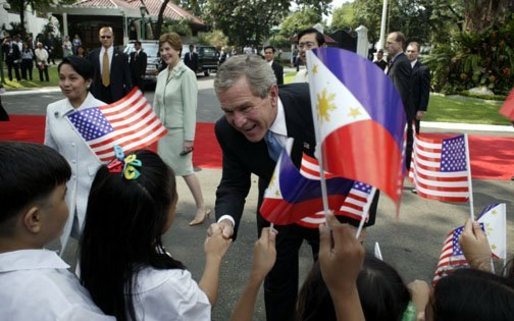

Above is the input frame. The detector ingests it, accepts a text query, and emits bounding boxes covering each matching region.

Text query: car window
[201,47,217,57]
[142,44,159,57]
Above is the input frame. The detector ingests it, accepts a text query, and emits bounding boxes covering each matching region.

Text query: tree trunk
[155,0,171,39]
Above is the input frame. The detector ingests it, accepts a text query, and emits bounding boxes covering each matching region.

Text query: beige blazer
[153,60,198,141]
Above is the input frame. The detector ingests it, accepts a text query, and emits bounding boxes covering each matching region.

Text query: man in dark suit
[407,41,430,135]
[386,31,413,169]
[184,44,199,73]
[263,45,283,85]
[374,49,387,71]
[212,55,377,321]
[129,41,147,93]
[88,26,132,103]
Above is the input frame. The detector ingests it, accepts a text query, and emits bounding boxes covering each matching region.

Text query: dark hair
[264,45,276,53]
[297,28,325,47]
[407,41,420,52]
[80,149,184,321]
[432,268,514,321]
[134,40,141,46]
[0,142,71,231]
[296,255,410,321]
[58,56,93,81]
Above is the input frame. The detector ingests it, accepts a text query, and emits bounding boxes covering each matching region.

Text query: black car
[182,44,219,76]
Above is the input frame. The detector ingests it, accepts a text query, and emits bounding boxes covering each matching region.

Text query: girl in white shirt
[80,150,232,321]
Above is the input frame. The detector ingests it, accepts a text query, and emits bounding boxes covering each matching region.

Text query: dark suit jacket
[387,52,413,120]
[411,60,430,113]
[184,52,199,73]
[129,50,147,80]
[88,47,132,103]
[271,60,284,85]
[214,83,315,237]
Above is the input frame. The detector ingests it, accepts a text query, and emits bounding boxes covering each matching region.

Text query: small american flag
[409,134,470,202]
[297,154,374,228]
[432,226,469,285]
[67,88,167,162]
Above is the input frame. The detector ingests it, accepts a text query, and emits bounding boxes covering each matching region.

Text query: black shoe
[411,188,417,194]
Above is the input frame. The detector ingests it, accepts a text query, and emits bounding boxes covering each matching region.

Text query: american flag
[67,88,167,162]
[432,226,470,285]
[297,154,374,228]
[409,134,470,202]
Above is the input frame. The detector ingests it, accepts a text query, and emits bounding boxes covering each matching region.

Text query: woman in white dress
[44,56,105,252]
[154,32,210,226]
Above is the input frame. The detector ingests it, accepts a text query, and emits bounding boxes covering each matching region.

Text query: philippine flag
[260,138,354,225]
[306,48,406,206]
[477,203,507,260]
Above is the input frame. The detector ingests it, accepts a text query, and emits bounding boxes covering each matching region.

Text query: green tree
[7,0,72,36]
[203,0,331,48]
[279,8,322,39]
[330,2,355,32]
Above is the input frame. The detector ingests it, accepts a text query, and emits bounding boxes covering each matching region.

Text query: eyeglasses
[100,35,112,39]
[298,42,316,50]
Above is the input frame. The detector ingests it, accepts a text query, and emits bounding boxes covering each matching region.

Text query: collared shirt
[130,267,211,321]
[410,59,418,68]
[99,46,114,75]
[293,68,308,83]
[268,97,287,147]
[0,249,114,321]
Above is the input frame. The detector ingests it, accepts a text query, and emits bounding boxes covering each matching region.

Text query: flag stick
[464,134,475,221]
[356,187,376,239]
[305,50,331,225]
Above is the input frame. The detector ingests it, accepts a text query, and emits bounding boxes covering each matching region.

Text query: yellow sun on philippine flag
[316,88,336,122]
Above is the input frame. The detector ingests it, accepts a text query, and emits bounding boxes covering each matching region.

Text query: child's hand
[408,280,430,320]
[319,213,364,294]
[459,219,492,272]
[204,223,232,260]
[250,228,277,281]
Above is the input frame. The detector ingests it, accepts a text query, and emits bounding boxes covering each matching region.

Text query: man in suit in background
[129,40,147,93]
[263,45,283,85]
[374,49,387,71]
[88,26,132,103]
[386,31,414,169]
[184,44,199,74]
[407,41,430,135]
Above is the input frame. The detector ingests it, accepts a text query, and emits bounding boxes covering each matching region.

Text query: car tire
[204,69,210,77]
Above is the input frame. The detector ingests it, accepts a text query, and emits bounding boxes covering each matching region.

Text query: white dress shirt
[0,249,114,321]
[130,267,211,320]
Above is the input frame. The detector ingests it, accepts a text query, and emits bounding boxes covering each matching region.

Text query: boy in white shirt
[0,142,113,321]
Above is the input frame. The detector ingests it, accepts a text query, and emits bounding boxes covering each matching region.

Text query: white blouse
[130,266,211,321]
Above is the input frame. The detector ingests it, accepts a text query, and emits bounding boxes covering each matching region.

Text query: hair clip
[107,145,142,180]
[123,154,142,180]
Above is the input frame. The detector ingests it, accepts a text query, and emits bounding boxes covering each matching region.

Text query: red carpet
[1,115,513,180]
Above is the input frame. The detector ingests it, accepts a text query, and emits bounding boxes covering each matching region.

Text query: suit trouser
[7,61,21,81]
[257,214,320,321]
[405,119,415,170]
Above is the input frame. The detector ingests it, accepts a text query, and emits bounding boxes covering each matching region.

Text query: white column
[378,0,388,50]
[63,12,68,36]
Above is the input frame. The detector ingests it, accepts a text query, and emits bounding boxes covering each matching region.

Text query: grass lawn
[284,71,510,125]
[425,94,509,125]
[2,64,60,89]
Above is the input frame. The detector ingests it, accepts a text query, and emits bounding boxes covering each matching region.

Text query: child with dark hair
[429,268,514,321]
[0,141,113,320]
[80,149,232,321]
[296,254,412,321]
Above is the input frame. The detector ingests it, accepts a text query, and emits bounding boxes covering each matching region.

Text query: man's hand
[208,218,234,239]
[416,110,425,120]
